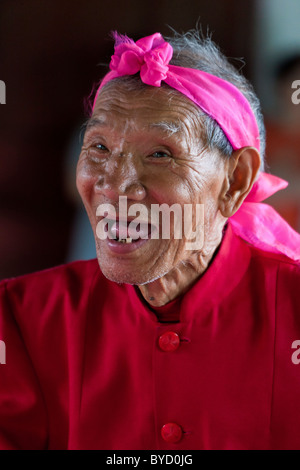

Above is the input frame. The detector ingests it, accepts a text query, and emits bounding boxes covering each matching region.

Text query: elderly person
[0,30,300,451]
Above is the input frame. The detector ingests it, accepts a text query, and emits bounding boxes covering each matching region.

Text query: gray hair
[97,29,266,169]
[166,29,265,169]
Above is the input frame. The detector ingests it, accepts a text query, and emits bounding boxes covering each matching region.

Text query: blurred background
[0,0,299,280]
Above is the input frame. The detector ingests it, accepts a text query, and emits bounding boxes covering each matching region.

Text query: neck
[138,226,224,307]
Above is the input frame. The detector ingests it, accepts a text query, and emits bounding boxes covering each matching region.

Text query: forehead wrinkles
[92,84,205,145]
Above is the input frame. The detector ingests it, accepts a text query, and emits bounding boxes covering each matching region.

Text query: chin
[96,258,169,286]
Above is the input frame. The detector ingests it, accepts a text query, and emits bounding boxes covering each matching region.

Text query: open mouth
[105,219,157,244]
[116,238,135,244]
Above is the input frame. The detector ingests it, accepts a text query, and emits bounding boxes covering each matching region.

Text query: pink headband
[93,32,260,152]
[92,32,300,261]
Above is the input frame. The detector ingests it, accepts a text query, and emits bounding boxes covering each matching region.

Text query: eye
[151,151,170,159]
[83,142,109,164]
[94,143,108,151]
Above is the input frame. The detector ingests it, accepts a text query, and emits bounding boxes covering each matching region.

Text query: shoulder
[0,259,103,317]
[1,258,99,290]
[248,244,300,279]
[245,244,300,315]
[226,224,300,289]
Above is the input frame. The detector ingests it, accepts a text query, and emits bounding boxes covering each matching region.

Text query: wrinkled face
[77,81,228,285]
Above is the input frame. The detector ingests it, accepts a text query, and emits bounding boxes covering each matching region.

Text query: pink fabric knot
[109,33,173,87]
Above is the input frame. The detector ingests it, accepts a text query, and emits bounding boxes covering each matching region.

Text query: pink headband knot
[94,33,260,152]
[110,33,173,86]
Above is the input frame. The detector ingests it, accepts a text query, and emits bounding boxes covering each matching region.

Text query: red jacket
[0,223,300,450]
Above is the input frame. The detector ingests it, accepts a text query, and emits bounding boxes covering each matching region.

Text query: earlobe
[219,147,261,218]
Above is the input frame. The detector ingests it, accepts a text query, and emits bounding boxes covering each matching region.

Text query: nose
[95,153,146,202]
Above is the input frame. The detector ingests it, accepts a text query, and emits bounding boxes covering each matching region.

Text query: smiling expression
[76,80,229,285]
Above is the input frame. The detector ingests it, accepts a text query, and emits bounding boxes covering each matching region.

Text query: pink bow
[110,33,173,87]
[94,33,260,152]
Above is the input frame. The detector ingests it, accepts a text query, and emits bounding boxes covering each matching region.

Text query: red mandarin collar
[129,222,252,324]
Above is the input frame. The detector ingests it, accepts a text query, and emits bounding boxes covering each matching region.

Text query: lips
[96,214,159,245]
[108,219,153,241]
[96,217,158,254]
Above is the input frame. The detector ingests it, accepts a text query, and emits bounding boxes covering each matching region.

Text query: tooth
[116,237,133,243]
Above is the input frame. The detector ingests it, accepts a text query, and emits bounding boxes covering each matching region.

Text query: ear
[219,147,261,218]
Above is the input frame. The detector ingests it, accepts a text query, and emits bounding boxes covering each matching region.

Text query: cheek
[76,158,98,203]
[76,169,99,230]
[149,165,196,205]
[155,180,191,205]
[181,171,226,232]
[190,157,226,202]
[172,155,216,203]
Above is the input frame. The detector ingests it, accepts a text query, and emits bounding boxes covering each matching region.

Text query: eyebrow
[84,117,182,137]
[149,121,182,136]
[85,117,107,131]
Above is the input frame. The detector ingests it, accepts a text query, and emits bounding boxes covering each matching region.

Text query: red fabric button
[158,331,180,352]
[161,423,183,443]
